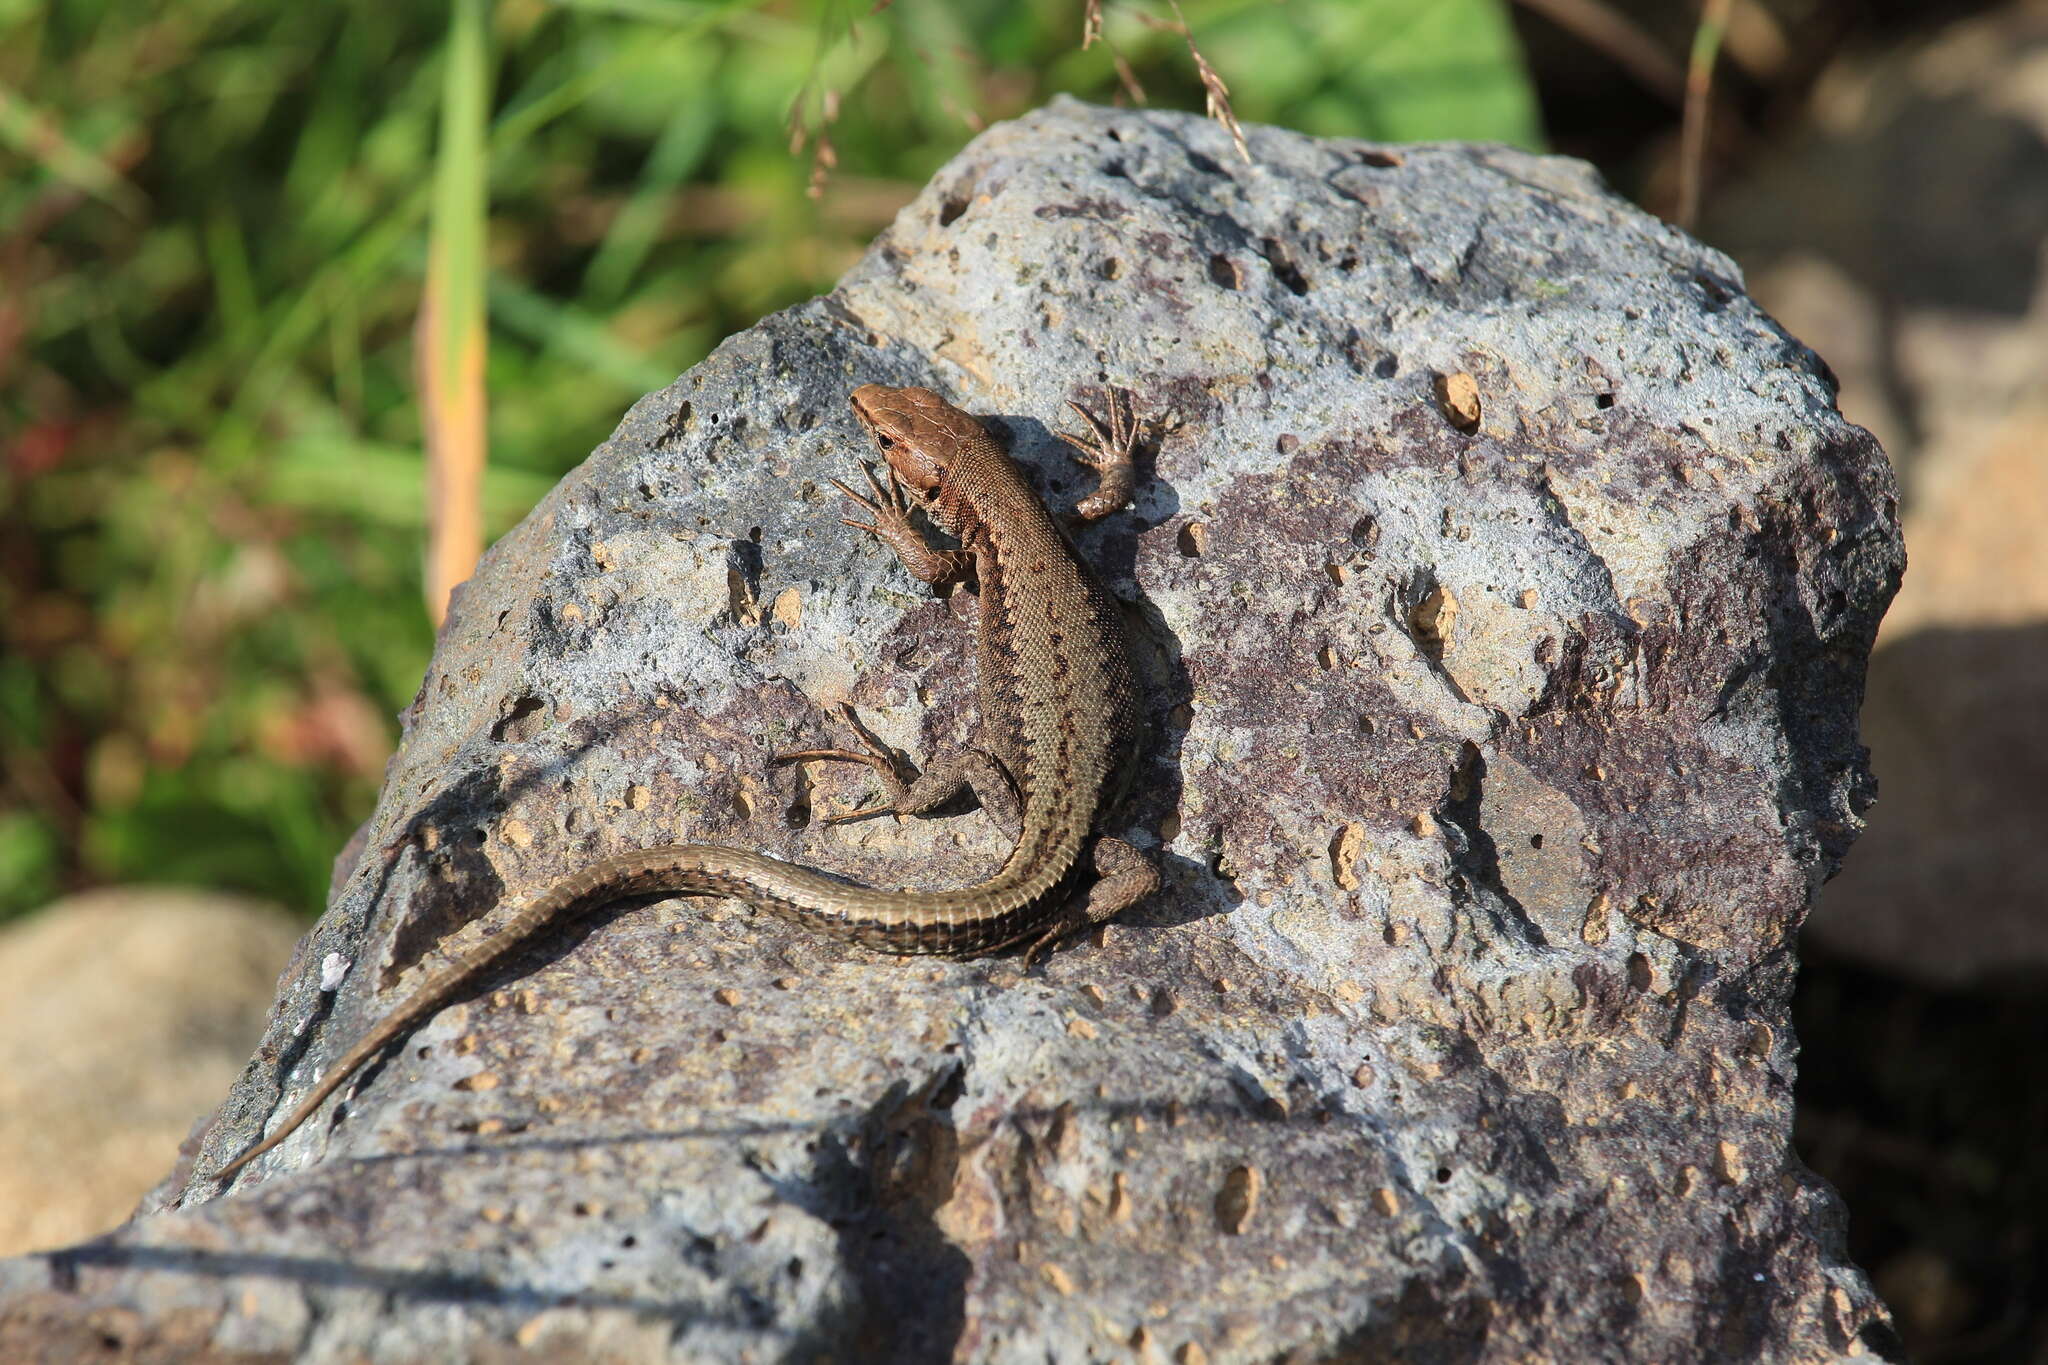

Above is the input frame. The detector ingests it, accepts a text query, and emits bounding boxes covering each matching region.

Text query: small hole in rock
[1627,953,1653,992]
[492,694,547,744]
[1262,237,1310,295]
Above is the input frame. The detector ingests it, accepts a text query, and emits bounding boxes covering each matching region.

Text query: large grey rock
[0,98,1903,1363]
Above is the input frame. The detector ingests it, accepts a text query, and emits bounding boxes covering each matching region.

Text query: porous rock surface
[0,99,1904,1363]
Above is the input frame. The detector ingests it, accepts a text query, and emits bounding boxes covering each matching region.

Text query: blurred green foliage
[0,0,1539,921]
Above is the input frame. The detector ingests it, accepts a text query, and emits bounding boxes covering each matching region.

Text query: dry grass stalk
[1166,0,1248,162]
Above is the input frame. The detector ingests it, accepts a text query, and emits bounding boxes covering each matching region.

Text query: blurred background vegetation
[0,0,1539,919]
[5,2,2045,1359]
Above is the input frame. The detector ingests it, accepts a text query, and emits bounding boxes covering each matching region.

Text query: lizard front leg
[1056,386,1142,521]
[831,459,970,587]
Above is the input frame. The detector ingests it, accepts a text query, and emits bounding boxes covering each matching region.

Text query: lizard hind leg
[1023,835,1159,966]
[774,703,1021,833]
[1084,835,1161,919]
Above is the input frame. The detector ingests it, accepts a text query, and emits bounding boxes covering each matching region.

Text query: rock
[0,99,1903,1362]
[0,888,298,1258]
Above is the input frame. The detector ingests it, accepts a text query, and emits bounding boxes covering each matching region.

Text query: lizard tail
[210,836,1082,1183]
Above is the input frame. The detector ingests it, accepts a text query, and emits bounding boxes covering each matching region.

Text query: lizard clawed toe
[820,803,897,825]
[1021,910,1084,969]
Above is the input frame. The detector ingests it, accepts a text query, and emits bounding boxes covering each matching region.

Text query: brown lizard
[212,383,1158,1182]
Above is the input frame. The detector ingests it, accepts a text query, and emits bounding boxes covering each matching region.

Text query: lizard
[211,383,1159,1183]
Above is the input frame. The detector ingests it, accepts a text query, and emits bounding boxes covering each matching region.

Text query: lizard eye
[875,434,895,449]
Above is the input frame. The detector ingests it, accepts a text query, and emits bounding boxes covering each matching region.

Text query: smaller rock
[0,888,298,1256]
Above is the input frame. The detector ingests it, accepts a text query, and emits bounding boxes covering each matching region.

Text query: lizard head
[848,384,984,500]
